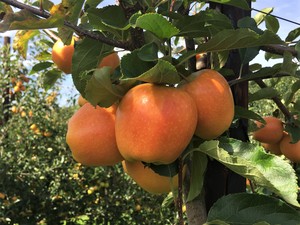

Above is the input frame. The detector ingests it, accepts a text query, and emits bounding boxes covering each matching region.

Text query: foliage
[206,193,300,225]
[0,49,178,224]
[0,0,300,224]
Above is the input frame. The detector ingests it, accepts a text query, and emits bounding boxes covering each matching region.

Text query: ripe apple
[180,69,234,140]
[115,83,197,164]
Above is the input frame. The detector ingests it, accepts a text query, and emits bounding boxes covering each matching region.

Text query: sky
[1,0,299,106]
[251,0,300,66]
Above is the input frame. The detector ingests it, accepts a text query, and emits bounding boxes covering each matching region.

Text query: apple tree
[0,0,300,224]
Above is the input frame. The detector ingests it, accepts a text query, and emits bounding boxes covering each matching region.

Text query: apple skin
[97,52,120,73]
[280,132,300,163]
[122,160,179,194]
[115,83,197,164]
[180,69,234,140]
[66,103,123,166]
[52,38,75,74]
[253,116,283,144]
[261,142,282,155]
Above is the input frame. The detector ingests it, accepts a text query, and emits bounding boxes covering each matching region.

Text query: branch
[255,79,293,120]
[228,72,290,86]
[0,0,133,50]
[260,44,298,57]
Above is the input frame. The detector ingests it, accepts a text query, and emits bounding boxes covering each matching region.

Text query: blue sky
[251,1,299,66]
[1,0,299,106]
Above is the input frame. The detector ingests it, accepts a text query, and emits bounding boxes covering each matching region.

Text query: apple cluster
[253,116,300,163]
[66,69,235,194]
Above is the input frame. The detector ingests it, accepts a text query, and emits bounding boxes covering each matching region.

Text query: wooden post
[204,1,251,211]
[2,36,12,125]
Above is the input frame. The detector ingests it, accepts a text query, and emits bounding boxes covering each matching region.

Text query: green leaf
[293,98,300,112]
[234,106,264,123]
[147,161,179,177]
[175,9,233,38]
[196,139,299,207]
[249,87,279,102]
[186,152,207,202]
[134,13,179,39]
[120,50,155,79]
[237,16,263,34]
[283,80,300,105]
[249,63,262,72]
[30,61,54,74]
[84,0,103,9]
[239,47,260,65]
[43,69,61,90]
[237,17,262,65]
[121,58,180,84]
[285,121,300,144]
[208,0,250,10]
[281,51,298,76]
[229,67,281,86]
[84,67,130,107]
[137,42,159,61]
[285,27,300,42]
[178,29,283,66]
[72,37,114,96]
[198,29,283,52]
[57,0,85,43]
[87,6,129,30]
[210,51,229,70]
[296,41,300,61]
[264,15,279,33]
[87,8,124,37]
[253,8,274,25]
[206,193,300,225]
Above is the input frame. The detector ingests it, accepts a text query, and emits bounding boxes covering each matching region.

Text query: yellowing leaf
[13,30,40,58]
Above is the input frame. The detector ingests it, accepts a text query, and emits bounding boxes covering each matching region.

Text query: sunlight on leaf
[195,139,299,207]
[84,67,125,107]
[134,13,179,39]
[206,193,300,225]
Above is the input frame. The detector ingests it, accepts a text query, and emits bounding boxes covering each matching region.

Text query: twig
[255,79,292,120]
[43,29,59,41]
[0,0,133,50]
[228,72,290,86]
